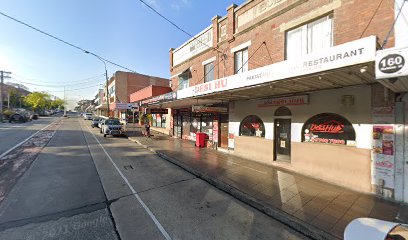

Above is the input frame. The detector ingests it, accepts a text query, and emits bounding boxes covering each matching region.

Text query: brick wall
[170,0,395,91]
[110,71,169,103]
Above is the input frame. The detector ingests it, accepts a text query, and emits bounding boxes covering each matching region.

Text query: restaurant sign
[302,113,356,145]
[141,92,176,105]
[192,105,228,113]
[258,95,308,107]
[113,103,138,110]
[177,36,376,99]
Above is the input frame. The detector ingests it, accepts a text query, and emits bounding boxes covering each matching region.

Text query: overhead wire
[138,0,223,56]
[381,0,407,48]
[359,0,384,38]
[0,11,137,73]
[12,73,105,84]
[11,77,105,87]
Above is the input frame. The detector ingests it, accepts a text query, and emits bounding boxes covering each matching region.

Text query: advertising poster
[371,125,395,188]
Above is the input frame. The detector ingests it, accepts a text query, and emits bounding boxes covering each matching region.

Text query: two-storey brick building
[96,71,169,119]
[151,0,408,202]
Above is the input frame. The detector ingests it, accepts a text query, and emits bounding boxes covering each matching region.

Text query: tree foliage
[24,92,65,112]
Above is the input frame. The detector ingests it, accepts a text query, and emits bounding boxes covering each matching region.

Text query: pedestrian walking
[144,122,151,137]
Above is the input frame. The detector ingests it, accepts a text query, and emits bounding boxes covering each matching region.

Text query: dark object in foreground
[9,113,27,123]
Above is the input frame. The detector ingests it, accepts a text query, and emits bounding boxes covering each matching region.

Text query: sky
[0,0,245,109]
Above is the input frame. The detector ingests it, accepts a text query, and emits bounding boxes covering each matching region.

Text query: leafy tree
[50,98,65,109]
[8,89,23,109]
[24,92,51,112]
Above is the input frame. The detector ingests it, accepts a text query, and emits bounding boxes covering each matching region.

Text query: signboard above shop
[258,95,309,107]
[178,36,377,99]
[376,46,408,92]
[141,92,176,106]
[113,103,139,110]
[192,105,228,113]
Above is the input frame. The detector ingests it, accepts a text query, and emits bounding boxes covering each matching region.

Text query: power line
[381,0,407,48]
[138,0,223,55]
[0,11,137,73]
[12,73,105,84]
[11,77,105,88]
[359,0,384,38]
[40,83,103,93]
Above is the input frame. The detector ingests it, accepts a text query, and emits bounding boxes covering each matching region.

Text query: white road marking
[0,120,57,160]
[84,122,172,240]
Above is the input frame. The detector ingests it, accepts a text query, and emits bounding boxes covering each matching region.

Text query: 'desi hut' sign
[302,113,356,145]
[177,36,376,99]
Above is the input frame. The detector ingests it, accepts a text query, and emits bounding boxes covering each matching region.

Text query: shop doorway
[174,114,182,138]
[220,114,229,148]
[274,107,292,162]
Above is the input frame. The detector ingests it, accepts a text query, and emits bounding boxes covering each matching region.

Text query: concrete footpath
[127,128,408,240]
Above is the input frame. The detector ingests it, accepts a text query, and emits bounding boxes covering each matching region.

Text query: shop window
[302,113,356,145]
[204,62,215,82]
[234,48,248,74]
[286,15,333,60]
[239,115,265,137]
[275,106,292,116]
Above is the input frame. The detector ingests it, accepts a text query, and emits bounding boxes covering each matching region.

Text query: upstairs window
[234,48,248,74]
[204,62,215,82]
[286,15,333,60]
[178,69,192,90]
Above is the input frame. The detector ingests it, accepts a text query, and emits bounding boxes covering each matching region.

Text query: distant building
[96,71,169,119]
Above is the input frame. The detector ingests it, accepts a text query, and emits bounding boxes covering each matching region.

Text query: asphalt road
[0,115,308,240]
[0,115,59,157]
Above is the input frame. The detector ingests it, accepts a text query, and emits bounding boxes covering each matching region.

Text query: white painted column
[394,102,404,201]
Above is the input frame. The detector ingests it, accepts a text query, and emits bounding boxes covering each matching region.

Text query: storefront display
[239,115,265,137]
[302,113,356,145]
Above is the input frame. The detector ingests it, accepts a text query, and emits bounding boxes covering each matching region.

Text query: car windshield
[105,119,120,125]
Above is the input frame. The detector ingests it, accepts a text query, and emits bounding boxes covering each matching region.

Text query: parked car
[98,118,105,129]
[91,117,100,128]
[83,113,93,120]
[30,113,39,120]
[9,113,27,123]
[100,118,124,137]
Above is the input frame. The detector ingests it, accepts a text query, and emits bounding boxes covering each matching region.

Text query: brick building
[140,0,408,202]
[96,71,169,119]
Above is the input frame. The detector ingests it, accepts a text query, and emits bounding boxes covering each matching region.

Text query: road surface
[0,114,308,240]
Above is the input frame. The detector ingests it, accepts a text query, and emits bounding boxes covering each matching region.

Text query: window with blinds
[234,48,248,74]
[286,15,333,60]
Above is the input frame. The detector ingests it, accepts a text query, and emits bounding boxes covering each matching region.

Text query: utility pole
[63,86,66,116]
[0,71,11,123]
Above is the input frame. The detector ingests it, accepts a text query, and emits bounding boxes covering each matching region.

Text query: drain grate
[123,164,134,170]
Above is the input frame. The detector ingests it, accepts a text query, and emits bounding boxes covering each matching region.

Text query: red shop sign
[302,113,355,145]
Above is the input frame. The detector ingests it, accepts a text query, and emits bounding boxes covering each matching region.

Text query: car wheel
[92,125,94,128]
[100,129,102,133]
[103,134,106,137]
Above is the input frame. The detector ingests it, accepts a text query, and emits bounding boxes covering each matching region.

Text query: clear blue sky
[0,0,244,108]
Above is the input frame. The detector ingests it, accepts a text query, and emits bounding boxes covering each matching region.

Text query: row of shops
[124,37,408,203]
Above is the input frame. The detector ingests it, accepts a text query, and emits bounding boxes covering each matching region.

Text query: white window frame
[285,15,333,60]
[204,62,215,83]
[234,48,249,74]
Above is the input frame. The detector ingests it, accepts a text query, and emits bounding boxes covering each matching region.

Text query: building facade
[162,0,408,202]
[97,71,169,119]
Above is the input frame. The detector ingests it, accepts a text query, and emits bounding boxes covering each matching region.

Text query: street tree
[24,92,51,112]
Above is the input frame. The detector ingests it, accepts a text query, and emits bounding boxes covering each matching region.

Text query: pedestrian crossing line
[84,123,172,240]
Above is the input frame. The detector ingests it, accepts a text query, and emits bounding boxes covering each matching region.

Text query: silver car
[100,118,124,137]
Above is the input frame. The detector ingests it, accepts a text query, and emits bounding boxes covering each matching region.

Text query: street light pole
[85,51,110,117]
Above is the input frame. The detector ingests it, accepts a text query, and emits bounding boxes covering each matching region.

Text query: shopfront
[172,104,229,148]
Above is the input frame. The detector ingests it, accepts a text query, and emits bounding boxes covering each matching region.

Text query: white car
[344,218,408,240]
[83,113,93,120]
